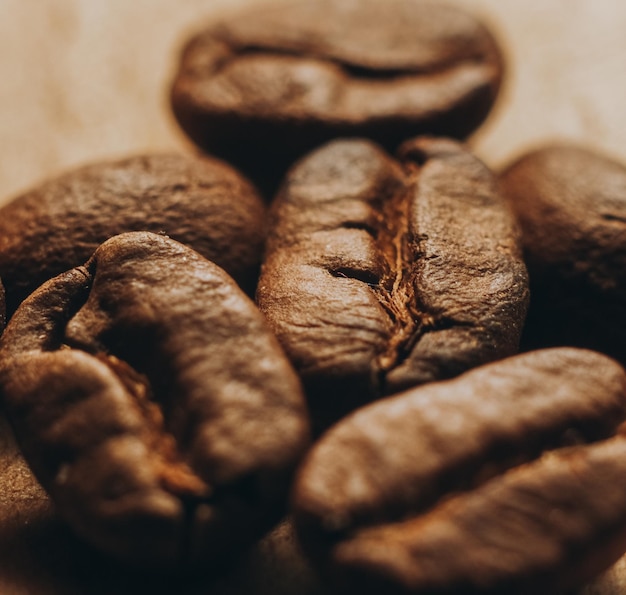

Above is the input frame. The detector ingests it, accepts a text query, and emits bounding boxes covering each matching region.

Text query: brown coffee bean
[256,136,529,427]
[0,153,266,315]
[0,232,310,568]
[170,0,504,193]
[498,144,626,363]
[293,348,626,594]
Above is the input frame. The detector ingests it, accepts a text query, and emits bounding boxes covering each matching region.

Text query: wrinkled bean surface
[257,136,528,426]
[293,348,626,594]
[0,232,309,567]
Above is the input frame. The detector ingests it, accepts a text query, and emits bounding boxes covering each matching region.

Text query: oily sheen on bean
[293,348,626,594]
[0,232,310,568]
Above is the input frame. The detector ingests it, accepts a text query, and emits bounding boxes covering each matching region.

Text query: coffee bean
[256,136,528,427]
[0,153,266,315]
[499,144,626,363]
[170,0,504,194]
[0,232,310,568]
[293,348,626,594]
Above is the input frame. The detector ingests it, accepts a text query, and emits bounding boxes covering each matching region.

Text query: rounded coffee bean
[0,232,310,567]
[499,144,626,362]
[170,0,504,193]
[293,348,626,594]
[0,152,266,314]
[257,136,528,428]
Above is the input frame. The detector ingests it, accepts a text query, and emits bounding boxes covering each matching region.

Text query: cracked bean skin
[0,231,310,568]
[0,152,266,315]
[170,0,504,194]
[256,136,529,428]
[293,348,626,595]
[498,144,626,364]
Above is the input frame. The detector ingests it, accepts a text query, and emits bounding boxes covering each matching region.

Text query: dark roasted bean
[293,348,626,594]
[0,232,310,568]
[170,0,504,194]
[0,153,266,314]
[257,136,529,428]
[499,144,626,363]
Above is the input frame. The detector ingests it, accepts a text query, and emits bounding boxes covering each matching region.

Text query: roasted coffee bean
[170,0,504,194]
[0,232,310,567]
[0,152,266,314]
[293,348,626,594]
[499,144,626,363]
[256,136,529,427]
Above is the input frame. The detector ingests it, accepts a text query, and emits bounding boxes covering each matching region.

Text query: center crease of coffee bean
[206,35,489,85]
[370,170,437,392]
[219,47,438,80]
[94,352,212,500]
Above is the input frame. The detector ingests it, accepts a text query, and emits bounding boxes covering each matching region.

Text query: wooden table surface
[1,0,626,593]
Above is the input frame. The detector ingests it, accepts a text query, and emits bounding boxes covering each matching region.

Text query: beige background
[1,0,626,593]
[1,0,626,203]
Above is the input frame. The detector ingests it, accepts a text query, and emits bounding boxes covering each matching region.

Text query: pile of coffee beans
[1,1,625,593]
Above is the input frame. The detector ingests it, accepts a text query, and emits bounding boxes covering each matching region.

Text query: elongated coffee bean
[257,136,528,426]
[0,232,310,567]
[293,348,626,594]
[170,0,504,193]
[499,144,626,363]
[0,152,266,314]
